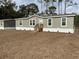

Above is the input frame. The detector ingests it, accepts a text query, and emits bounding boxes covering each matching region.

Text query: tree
[49,6,56,14]
[51,0,56,6]
[57,0,63,14]
[38,0,43,13]
[19,5,27,17]
[0,0,11,6]
[57,0,71,14]
[74,15,79,28]
[64,0,70,14]
[38,0,56,14]
[0,0,19,19]
[26,3,39,15]
[18,3,39,17]
[43,0,50,14]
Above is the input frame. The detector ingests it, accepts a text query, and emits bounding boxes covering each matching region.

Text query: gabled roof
[16,14,75,20]
[0,14,75,20]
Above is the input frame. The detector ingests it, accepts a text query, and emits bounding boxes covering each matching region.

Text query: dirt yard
[0,29,79,59]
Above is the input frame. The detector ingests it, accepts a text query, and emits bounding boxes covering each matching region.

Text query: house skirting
[43,28,74,33]
[16,27,34,31]
[0,27,74,33]
[0,27,4,30]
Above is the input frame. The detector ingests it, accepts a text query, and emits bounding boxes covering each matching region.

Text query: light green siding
[43,16,74,29]
[16,19,29,27]
[0,20,4,27]
[15,15,75,29]
[16,17,40,28]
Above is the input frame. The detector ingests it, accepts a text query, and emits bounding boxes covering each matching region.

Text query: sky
[12,0,79,14]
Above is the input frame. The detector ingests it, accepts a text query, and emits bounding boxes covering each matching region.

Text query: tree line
[0,0,39,19]
[0,0,78,19]
[39,0,77,14]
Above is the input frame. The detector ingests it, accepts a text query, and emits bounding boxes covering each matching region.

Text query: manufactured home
[0,14,75,33]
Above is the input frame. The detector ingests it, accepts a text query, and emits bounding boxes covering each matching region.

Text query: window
[30,20,32,25]
[61,17,67,27]
[33,20,35,25]
[48,19,52,26]
[29,20,35,26]
[19,20,23,26]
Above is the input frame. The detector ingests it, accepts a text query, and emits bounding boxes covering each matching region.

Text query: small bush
[74,15,79,28]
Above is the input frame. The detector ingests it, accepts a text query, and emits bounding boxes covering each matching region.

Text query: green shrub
[74,15,79,28]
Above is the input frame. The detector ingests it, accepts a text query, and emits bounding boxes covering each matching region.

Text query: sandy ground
[0,29,79,59]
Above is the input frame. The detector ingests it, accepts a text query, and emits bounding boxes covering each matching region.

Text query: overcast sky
[12,0,79,14]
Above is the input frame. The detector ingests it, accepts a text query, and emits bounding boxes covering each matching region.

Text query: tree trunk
[64,0,66,14]
[52,0,54,6]
[46,3,48,14]
[58,0,60,14]
[61,2,62,14]
[41,0,42,13]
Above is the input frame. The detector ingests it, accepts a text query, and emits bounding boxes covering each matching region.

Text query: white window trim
[29,19,33,26]
[61,17,67,27]
[29,19,36,26]
[39,19,43,24]
[19,20,23,26]
[47,18,52,27]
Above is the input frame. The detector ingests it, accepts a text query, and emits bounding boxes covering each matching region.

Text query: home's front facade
[0,14,75,33]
